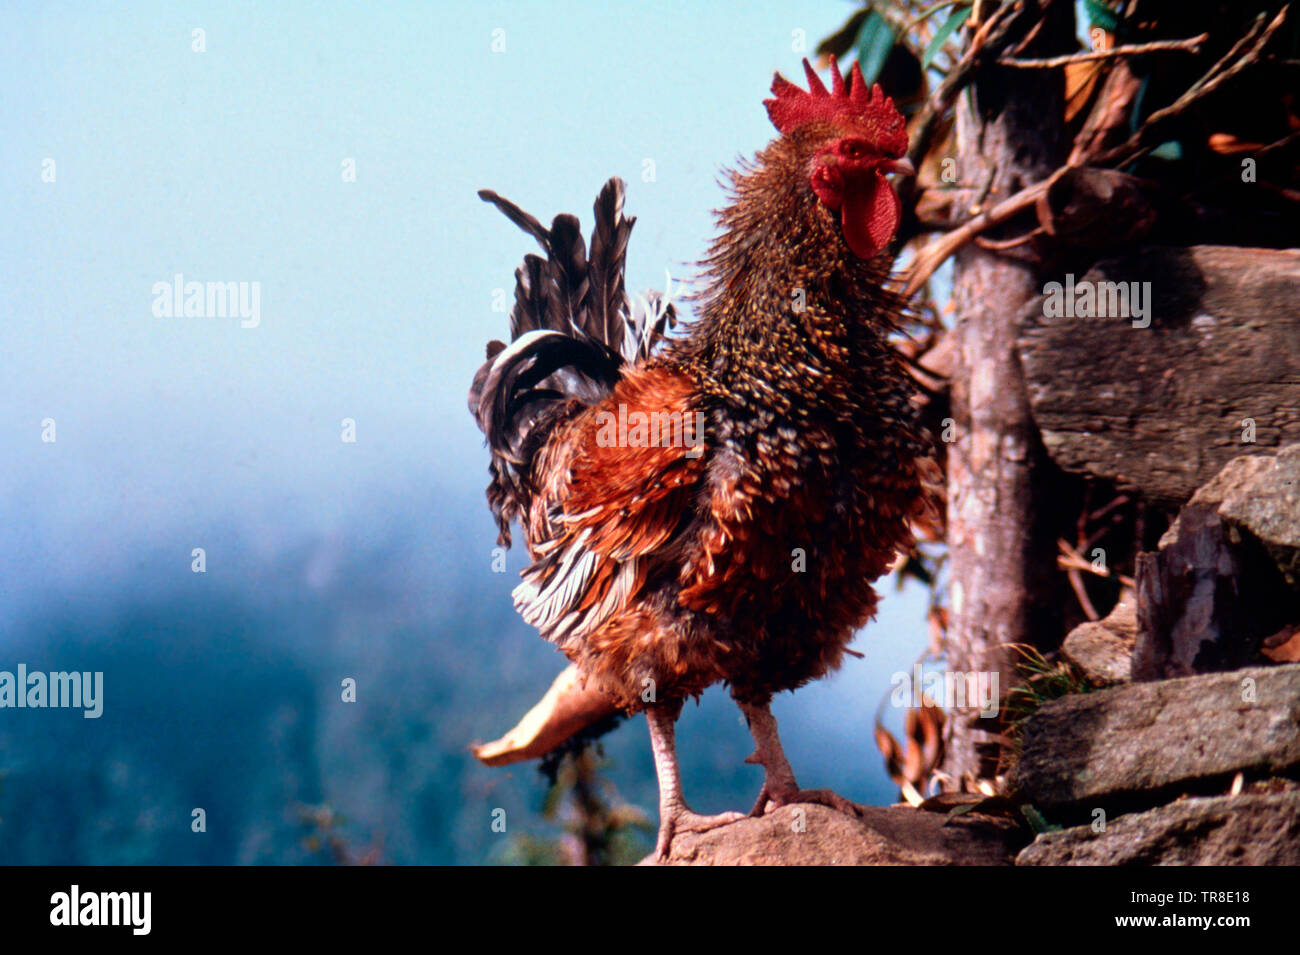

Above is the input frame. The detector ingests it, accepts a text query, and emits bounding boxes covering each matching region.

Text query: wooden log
[1017,245,1300,506]
[1134,447,1299,681]
[939,0,1076,788]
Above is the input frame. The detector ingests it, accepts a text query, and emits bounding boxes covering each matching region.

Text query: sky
[0,0,877,588]
[0,1,939,861]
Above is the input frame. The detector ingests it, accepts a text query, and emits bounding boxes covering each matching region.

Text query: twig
[902,177,1049,297]
[901,6,1288,301]
[1067,566,1100,620]
[1005,14,1046,58]
[970,162,998,212]
[1254,127,1300,158]
[973,226,1043,250]
[1095,6,1289,167]
[1088,493,1131,525]
[1057,538,1100,619]
[999,33,1208,68]
[907,0,1026,169]
[1056,540,1137,590]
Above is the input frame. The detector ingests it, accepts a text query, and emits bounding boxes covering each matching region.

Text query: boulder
[1062,596,1137,686]
[1218,443,1300,589]
[651,803,1021,866]
[1017,791,1300,865]
[1012,664,1300,809]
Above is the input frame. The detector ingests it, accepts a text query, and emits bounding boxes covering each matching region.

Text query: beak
[882,157,915,177]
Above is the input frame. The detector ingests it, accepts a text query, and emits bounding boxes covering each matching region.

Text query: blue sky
[1,0,866,569]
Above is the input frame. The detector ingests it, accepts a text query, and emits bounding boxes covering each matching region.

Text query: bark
[940,0,1075,785]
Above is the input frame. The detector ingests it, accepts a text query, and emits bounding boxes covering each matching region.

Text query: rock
[1062,596,1137,686]
[1134,446,1299,680]
[1017,791,1300,865]
[1017,246,1300,506]
[1218,443,1300,589]
[1172,452,1278,520]
[650,803,1021,866]
[1012,664,1300,809]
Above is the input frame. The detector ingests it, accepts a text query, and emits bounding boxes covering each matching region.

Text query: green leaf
[922,6,972,70]
[1085,0,1119,33]
[855,9,897,87]
[1020,803,1054,834]
[1150,140,1183,161]
[816,6,872,59]
[1129,73,1150,134]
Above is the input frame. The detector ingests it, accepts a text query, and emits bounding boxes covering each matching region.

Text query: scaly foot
[749,784,861,818]
[739,699,861,820]
[655,807,747,860]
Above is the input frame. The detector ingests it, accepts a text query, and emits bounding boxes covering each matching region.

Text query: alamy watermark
[50,885,150,935]
[0,664,103,718]
[594,403,705,458]
[890,664,999,718]
[152,273,260,328]
[1043,273,1151,328]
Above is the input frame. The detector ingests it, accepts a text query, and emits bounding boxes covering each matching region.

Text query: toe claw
[654,808,745,860]
[756,787,861,818]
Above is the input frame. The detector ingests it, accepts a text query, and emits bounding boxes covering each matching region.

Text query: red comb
[764,55,908,157]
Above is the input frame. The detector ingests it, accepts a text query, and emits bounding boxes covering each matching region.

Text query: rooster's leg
[739,700,861,818]
[645,705,744,859]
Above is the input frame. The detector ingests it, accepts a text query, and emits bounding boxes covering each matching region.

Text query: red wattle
[841,170,900,261]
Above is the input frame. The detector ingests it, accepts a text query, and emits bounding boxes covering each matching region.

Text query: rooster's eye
[841,141,866,159]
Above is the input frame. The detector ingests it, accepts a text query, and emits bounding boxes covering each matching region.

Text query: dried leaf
[1063,59,1105,124]
[472,664,618,766]
[1261,623,1300,663]
[1207,132,1265,155]
[875,723,906,780]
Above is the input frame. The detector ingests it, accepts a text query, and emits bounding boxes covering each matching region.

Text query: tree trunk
[940,0,1075,785]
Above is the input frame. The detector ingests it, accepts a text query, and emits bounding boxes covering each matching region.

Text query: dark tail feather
[479,178,636,353]
[472,178,671,546]
[543,213,590,340]
[510,254,551,339]
[472,330,621,466]
[477,188,551,250]
[469,330,621,545]
[584,178,635,349]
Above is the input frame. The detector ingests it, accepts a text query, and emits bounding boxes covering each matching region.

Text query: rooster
[469,57,937,859]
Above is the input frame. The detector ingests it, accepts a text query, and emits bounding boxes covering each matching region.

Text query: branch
[901,177,1049,298]
[973,226,1043,250]
[1056,540,1136,590]
[906,0,1027,169]
[1094,6,1290,167]
[999,33,1208,68]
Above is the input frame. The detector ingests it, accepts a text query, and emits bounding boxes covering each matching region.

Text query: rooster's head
[765,56,912,261]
